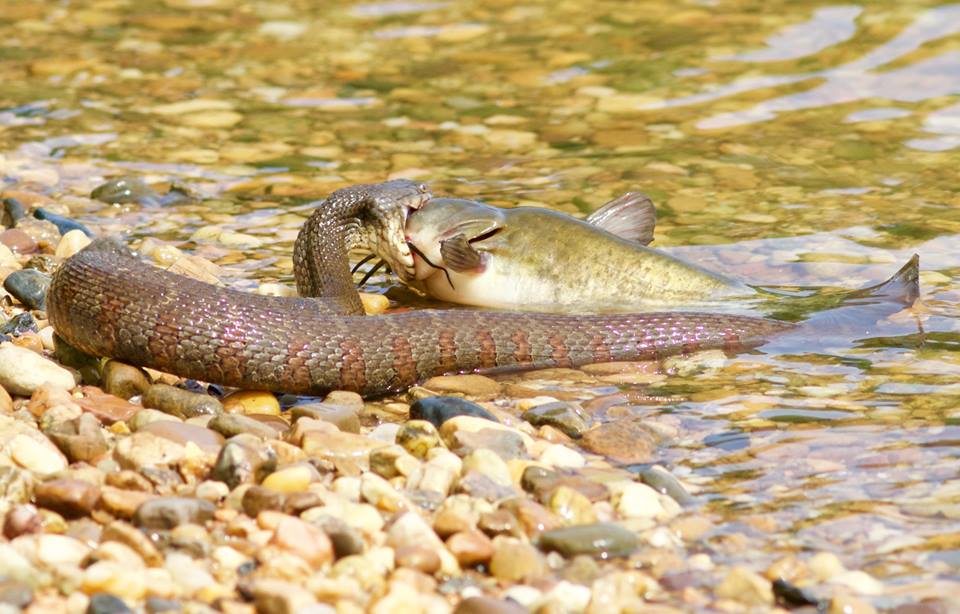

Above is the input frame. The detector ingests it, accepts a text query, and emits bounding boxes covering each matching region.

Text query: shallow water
[2,0,959,606]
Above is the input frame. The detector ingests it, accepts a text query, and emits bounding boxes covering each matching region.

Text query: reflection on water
[1,0,960,607]
[648,4,960,142]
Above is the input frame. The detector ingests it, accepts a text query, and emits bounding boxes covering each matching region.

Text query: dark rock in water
[520,466,608,502]
[211,434,277,488]
[86,593,134,614]
[0,577,32,608]
[133,497,216,530]
[3,269,50,310]
[704,430,750,451]
[142,383,223,419]
[33,208,94,237]
[521,401,589,438]
[410,396,498,428]
[0,312,38,336]
[1,198,26,228]
[91,177,160,206]
[579,418,659,464]
[145,597,182,613]
[632,465,694,506]
[537,523,639,558]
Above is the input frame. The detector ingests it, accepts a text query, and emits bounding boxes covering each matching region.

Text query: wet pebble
[716,566,774,606]
[34,478,100,518]
[634,465,694,505]
[409,396,498,428]
[395,420,443,459]
[211,434,277,488]
[290,401,360,433]
[422,374,501,399]
[142,383,223,418]
[613,482,666,519]
[34,208,93,238]
[521,401,589,438]
[546,485,597,525]
[76,387,140,424]
[54,228,92,259]
[91,177,160,206]
[0,228,37,254]
[579,418,659,464]
[133,497,216,530]
[446,529,494,566]
[86,593,134,614]
[222,390,280,416]
[3,269,50,310]
[537,523,639,558]
[207,412,279,439]
[490,537,547,582]
[0,342,75,395]
[102,361,151,400]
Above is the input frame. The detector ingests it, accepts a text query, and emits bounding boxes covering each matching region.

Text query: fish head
[404,197,507,282]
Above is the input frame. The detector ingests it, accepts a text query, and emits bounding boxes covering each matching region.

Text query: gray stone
[3,269,50,310]
[537,523,639,558]
[133,497,216,530]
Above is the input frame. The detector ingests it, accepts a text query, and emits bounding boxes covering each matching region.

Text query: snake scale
[47,180,793,397]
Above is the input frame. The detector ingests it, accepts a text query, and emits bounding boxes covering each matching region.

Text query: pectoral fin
[440,234,486,273]
[586,192,656,245]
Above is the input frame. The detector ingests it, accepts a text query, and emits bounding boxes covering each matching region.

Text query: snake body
[47,181,793,397]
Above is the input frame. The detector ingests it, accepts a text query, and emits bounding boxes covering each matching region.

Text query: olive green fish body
[406,198,751,312]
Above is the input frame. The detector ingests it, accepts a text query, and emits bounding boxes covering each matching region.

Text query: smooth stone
[457,472,519,502]
[128,409,181,431]
[76,387,140,424]
[34,209,93,238]
[579,418,660,464]
[101,520,163,567]
[520,466,609,503]
[250,578,317,614]
[242,486,285,517]
[268,515,334,569]
[613,483,665,519]
[91,177,159,206]
[145,598,182,613]
[546,486,597,525]
[522,401,589,438]
[290,402,360,434]
[490,538,547,582]
[300,430,388,466]
[3,504,42,539]
[537,523,639,558]
[207,412,278,439]
[142,384,223,419]
[0,229,37,254]
[0,343,75,396]
[0,577,32,609]
[395,420,443,459]
[395,544,442,574]
[36,533,91,567]
[716,566,774,606]
[54,228,92,259]
[387,511,460,576]
[499,498,563,536]
[462,449,513,487]
[34,478,100,518]
[114,431,185,469]
[261,465,315,493]
[211,434,277,488]
[453,596,527,614]
[310,515,365,558]
[1,197,26,226]
[102,361,151,400]
[422,375,501,399]
[139,421,225,454]
[446,530,494,567]
[409,396,498,428]
[3,269,49,310]
[222,390,281,416]
[538,444,586,468]
[98,487,156,520]
[9,433,68,474]
[44,413,109,463]
[369,445,419,480]
[86,593,134,614]
[634,466,694,505]
[82,561,146,602]
[133,497,216,530]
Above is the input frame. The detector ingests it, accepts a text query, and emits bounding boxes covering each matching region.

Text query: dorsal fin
[585,192,656,245]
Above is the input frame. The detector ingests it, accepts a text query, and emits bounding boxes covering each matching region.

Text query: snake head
[364,180,431,282]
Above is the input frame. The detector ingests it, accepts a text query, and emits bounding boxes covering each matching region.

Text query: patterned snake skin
[47,180,794,397]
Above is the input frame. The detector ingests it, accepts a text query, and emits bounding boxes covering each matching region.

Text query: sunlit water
[1,0,959,605]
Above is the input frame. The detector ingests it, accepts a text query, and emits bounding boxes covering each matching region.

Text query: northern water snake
[47,180,794,397]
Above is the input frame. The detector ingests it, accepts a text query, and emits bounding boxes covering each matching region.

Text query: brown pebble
[454,596,527,614]
[76,386,140,425]
[102,360,151,400]
[101,520,163,567]
[140,420,225,454]
[579,418,659,464]
[3,504,42,539]
[98,486,156,520]
[34,478,100,518]
[422,374,502,399]
[0,229,37,254]
[446,530,494,567]
[395,544,442,574]
[489,537,547,582]
[268,514,333,569]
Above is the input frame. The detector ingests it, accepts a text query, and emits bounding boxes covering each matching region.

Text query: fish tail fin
[852,254,920,306]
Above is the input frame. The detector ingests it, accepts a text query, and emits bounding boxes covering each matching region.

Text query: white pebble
[538,443,585,468]
[0,343,76,396]
[9,434,67,475]
[54,229,92,259]
[36,534,91,567]
[614,483,665,519]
